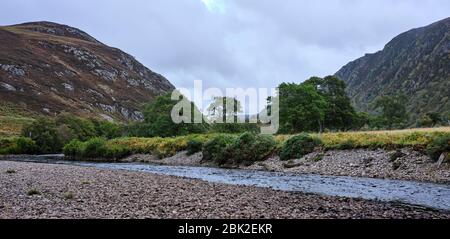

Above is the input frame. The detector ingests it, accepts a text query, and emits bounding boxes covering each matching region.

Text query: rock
[392,161,402,171]
[0,82,17,91]
[0,64,25,76]
[436,153,448,168]
[283,162,303,169]
[62,83,74,91]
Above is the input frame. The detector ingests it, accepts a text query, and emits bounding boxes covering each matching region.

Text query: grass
[0,103,36,137]
[63,192,75,200]
[314,127,450,150]
[5,169,17,174]
[27,189,41,196]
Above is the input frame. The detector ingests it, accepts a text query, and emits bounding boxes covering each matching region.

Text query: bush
[82,138,107,158]
[202,135,236,165]
[427,134,450,161]
[280,133,322,161]
[230,132,276,165]
[63,139,85,158]
[103,143,132,159]
[0,137,37,155]
[63,138,131,160]
[14,137,38,154]
[186,140,203,155]
[21,118,63,154]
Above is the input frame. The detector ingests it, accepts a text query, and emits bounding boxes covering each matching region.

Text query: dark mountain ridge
[336,17,450,122]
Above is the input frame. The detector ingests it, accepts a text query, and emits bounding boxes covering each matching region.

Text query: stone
[0,82,17,91]
[436,153,448,168]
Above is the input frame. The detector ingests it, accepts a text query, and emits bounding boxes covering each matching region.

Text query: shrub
[21,118,63,154]
[6,169,16,174]
[27,189,41,196]
[280,133,322,161]
[427,134,450,161]
[82,138,107,158]
[91,119,124,139]
[103,143,132,159]
[389,150,405,162]
[230,132,276,165]
[15,137,38,154]
[202,135,236,165]
[186,140,203,155]
[0,137,37,155]
[63,139,85,158]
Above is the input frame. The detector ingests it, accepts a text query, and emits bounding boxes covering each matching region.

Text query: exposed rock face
[336,17,450,121]
[0,21,175,121]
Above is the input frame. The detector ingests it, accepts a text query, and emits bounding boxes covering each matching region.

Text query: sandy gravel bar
[0,161,449,219]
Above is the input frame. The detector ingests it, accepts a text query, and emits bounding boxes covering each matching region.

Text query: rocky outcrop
[336,17,450,121]
[0,21,175,121]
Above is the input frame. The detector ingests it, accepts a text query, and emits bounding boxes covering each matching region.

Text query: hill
[0,21,174,122]
[336,17,450,122]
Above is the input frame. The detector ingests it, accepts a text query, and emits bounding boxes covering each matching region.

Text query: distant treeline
[1,76,448,155]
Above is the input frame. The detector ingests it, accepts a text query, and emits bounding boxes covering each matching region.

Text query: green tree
[426,112,442,126]
[21,118,63,154]
[373,94,409,129]
[206,97,242,123]
[277,83,327,133]
[303,76,357,131]
[141,93,207,137]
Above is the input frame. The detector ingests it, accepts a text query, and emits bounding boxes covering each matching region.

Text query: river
[2,155,450,211]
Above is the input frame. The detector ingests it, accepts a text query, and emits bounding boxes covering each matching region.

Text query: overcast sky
[1,0,449,96]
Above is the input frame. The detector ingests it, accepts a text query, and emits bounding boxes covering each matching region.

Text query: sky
[1,0,449,112]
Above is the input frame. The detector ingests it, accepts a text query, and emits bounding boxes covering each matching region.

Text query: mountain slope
[336,17,450,121]
[0,21,174,122]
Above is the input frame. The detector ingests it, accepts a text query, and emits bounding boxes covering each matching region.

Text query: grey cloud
[1,0,449,92]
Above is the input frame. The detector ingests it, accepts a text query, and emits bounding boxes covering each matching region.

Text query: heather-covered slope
[0,21,174,122]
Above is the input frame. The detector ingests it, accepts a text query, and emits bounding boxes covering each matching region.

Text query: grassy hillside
[0,103,35,137]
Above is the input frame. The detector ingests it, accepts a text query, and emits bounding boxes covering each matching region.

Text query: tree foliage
[373,94,409,129]
[140,93,207,137]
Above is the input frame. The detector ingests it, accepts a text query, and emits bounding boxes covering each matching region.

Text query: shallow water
[3,155,450,211]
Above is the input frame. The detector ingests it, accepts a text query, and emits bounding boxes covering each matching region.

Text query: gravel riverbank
[0,161,449,219]
[125,148,450,184]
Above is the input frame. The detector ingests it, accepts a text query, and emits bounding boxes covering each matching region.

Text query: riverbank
[1,161,449,219]
[123,148,450,184]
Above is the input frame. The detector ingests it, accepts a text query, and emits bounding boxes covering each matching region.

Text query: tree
[21,118,63,154]
[303,76,357,131]
[426,112,442,126]
[142,93,207,137]
[206,97,259,133]
[206,97,242,123]
[373,94,409,129]
[277,83,327,133]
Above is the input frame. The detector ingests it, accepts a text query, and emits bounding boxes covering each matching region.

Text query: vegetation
[227,133,277,165]
[303,76,358,131]
[201,134,237,165]
[5,169,16,174]
[63,138,131,160]
[137,93,207,137]
[27,189,41,196]
[1,79,448,165]
[372,94,409,129]
[426,134,450,162]
[279,133,322,161]
[186,140,203,155]
[0,137,37,155]
[277,82,327,133]
[0,103,36,137]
